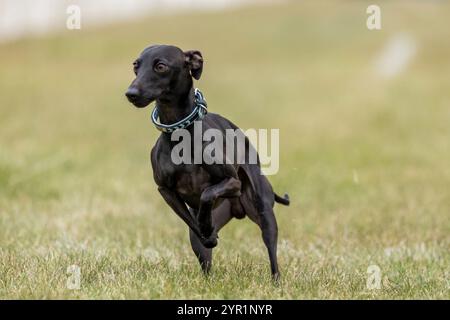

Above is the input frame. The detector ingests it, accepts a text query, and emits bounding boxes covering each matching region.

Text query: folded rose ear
[184,50,203,80]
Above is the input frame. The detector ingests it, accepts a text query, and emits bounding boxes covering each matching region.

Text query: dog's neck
[156,87,195,125]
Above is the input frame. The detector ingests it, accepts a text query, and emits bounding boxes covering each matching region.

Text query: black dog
[125,45,289,279]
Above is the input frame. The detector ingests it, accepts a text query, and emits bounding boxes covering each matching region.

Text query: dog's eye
[133,61,139,75]
[154,63,169,73]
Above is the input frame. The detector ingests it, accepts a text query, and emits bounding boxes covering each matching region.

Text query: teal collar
[151,88,207,133]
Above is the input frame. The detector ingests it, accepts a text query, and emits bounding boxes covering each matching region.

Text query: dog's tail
[274,192,290,206]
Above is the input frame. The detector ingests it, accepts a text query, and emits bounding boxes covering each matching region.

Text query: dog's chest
[154,142,213,207]
[174,165,212,199]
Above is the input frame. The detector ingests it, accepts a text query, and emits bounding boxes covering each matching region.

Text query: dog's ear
[184,50,203,80]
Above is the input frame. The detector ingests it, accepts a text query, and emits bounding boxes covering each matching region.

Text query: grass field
[0,1,449,299]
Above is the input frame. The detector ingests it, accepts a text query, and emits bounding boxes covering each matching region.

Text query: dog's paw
[201,234,218,249]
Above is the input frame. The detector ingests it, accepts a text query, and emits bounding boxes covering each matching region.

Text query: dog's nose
[125,87,140,101]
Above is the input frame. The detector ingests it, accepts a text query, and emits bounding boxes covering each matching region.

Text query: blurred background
[0,0,264,42]
[0,0,449,299]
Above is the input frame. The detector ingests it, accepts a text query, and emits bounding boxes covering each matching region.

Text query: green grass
[0,1,449,299]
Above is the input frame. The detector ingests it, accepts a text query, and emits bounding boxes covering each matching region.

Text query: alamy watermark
[66,264,81,290]
[366,265,382,290]
[170,122,280,175]
[366,5,381,30]
[66,5,81,30]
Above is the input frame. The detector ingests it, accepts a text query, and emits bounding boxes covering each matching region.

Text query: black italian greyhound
[125,45,289,279]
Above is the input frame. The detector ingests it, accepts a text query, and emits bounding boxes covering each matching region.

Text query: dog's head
[125,45,203,108]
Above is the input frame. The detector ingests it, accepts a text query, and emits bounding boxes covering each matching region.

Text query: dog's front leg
[158,186,204,240]
[198,177,241,248]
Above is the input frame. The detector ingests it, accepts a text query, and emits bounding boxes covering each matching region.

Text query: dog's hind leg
[241,190,280,281]
[250,206,280,281]
[259,205,280,281]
